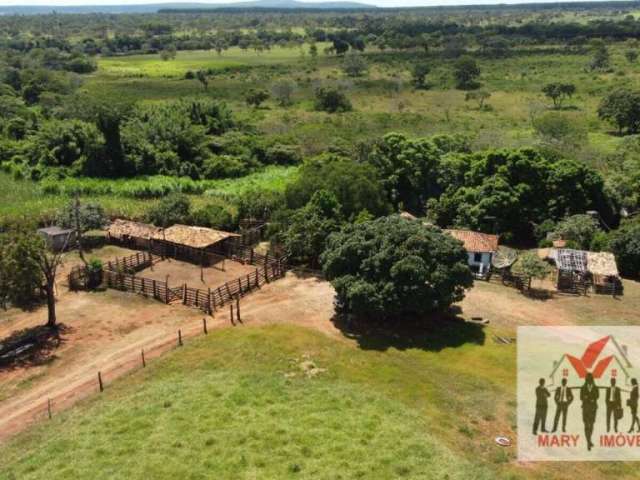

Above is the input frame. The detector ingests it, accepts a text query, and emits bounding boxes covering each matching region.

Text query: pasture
[2,272,640,479]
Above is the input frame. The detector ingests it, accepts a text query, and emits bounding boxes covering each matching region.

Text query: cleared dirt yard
[137,257,257,291]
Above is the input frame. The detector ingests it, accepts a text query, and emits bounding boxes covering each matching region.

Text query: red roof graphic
[566,336,614,379]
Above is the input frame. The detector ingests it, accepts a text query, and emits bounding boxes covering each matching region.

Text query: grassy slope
[2,308,640,479]
[0,325,496,480]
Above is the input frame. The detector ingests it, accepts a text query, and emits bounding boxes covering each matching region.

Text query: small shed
[107,219,161,249]
[37,226,76,251]
[444,229,499,278]
[153,224,240,254]
[544,248,622,295]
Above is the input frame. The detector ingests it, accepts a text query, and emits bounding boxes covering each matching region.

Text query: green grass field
[2,314,640,480]
[98,44,329,78]
[0,166,298,226]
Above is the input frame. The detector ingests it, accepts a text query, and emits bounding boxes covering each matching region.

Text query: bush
[320,216,473,320]
[146,193,191,227]
[608,220,640,278]
[191,202,237,231]
[314,88,352,113]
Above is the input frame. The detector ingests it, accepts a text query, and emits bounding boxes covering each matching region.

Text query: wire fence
[0,315,222,443]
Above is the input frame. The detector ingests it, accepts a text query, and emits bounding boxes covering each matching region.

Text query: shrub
[314,88,352,113]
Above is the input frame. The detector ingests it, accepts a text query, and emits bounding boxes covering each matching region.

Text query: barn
[107,219,161,249]
[152,224,240,256]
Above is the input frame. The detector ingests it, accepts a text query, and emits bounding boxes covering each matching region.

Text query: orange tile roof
[444,229,499,253]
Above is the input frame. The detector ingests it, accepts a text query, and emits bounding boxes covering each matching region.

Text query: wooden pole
[208,287,213,313]
[238,278,242,296]
[178,329,183,347]
[47,398,52,419]
[236,295,240,322]
[203,317,208,334]
[98,372,104,392]
[141,349,146,367]
[230,303,234,323]
[183,283,187,305]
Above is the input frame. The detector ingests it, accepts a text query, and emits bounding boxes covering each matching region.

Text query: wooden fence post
[98,372,104,392]
[203,317,208,334]
[255,268,260,288]
[208,288,213,313]
[230,303,234,323]
[250,248,254,265]
[141,349,146,368]
[236,295,240,322]
[178,329,183,347]
[182,283,187,305]
[47,398,52,419]
[238,278,242,296]
[226,282,232,300]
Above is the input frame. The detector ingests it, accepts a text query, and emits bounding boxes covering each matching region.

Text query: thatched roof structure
[153,224,239,249]
[108,219,161,240]
[544,248,619,278]
[586,252,619,277]
[444,229,499,253]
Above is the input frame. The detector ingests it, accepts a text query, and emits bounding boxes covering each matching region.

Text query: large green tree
[285,154,390,219]
[320,216,473,321]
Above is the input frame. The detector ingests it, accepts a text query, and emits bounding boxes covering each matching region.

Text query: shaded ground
[137,257,256,291]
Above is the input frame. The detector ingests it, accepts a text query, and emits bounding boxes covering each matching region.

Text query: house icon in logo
[549,335,633,387]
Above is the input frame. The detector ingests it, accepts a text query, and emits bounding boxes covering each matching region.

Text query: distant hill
[0,1,377,15]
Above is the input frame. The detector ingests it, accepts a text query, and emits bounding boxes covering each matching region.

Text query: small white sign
[518,326,640,461]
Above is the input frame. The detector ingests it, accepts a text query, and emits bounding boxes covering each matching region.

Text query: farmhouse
[37,226,75,251]
[152,224,240,254]
[444,229,499,278]
[107,219,161,249]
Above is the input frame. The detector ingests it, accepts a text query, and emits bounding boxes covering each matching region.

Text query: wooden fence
[173,258,286,313]
[106,251,154,274]
[103,270,181,304]
[69,244,287,313]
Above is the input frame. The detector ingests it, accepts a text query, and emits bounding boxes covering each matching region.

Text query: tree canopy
[320,216,473,321]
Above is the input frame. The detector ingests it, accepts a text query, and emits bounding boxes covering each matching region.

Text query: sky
[0,0,630,7]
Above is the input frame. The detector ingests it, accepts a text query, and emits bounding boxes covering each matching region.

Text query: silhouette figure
[627,378,640,433]
[605,378,622,433]
[552,378,574,433]
[533,378,550,435]
[581,373,599,451]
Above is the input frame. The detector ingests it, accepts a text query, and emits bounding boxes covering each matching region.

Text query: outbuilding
[37,226,76,251]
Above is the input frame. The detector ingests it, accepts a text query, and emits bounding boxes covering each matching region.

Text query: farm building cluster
[68,218,286,315]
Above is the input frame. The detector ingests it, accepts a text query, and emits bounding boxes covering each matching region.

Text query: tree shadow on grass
[331,307,486,352]
[0,324,71,371]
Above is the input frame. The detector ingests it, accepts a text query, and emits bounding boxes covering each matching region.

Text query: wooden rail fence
[69,246,288,314]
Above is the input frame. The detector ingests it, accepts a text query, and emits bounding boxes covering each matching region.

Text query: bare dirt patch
[137,257,257,290]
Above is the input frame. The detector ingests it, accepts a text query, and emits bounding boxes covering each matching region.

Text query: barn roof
[153,224,239,249]
[108,219,161,240]
[444,229,499,253]
[37,226,73,237]
[586,251,619,277]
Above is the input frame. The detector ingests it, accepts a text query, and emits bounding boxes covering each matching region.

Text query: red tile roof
[444,229,499,253]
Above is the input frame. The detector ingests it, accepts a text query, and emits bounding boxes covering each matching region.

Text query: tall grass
[0,166,298,226]
[38,166,298,199]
